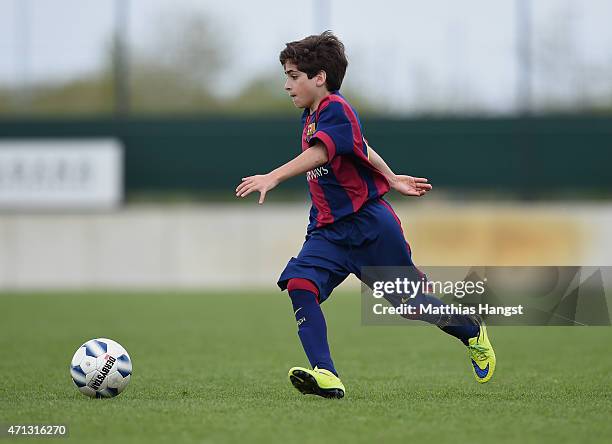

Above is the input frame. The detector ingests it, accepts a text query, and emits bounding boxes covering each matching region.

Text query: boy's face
[283,61,325,110]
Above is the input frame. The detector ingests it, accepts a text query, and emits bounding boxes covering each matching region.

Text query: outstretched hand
[390,175,432,197]
[236,174,279,204]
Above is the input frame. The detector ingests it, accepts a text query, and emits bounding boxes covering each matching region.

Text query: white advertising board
[0,139,123,209]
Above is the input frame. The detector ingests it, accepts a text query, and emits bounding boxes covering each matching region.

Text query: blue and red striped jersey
[301,91,390,232]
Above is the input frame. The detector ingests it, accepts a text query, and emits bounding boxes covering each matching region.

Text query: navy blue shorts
[278,198,416,303]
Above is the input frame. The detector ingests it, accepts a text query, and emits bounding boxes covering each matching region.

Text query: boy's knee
[287,278,320,302]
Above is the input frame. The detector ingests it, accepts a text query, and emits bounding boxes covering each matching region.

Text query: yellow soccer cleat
[288,366,345,399]
[467,318,496,383]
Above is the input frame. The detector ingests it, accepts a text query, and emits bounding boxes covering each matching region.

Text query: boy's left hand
[389,175,432,197]
[236,174,280,204]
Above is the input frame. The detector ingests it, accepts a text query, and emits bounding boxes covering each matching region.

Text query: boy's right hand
[389,175,432,197]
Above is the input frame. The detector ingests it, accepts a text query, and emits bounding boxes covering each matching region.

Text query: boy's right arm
[236,143,328,204]
[367,144,432,197]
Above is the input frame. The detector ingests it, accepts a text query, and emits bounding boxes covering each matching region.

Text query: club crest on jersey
[305,122,316,142]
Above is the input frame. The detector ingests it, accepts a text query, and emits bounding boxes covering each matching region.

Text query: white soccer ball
[70,338,132,398]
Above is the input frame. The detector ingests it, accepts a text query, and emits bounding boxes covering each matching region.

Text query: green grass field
[1,291,611,443]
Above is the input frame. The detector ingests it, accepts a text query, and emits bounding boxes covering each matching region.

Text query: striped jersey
[301,91,390,232]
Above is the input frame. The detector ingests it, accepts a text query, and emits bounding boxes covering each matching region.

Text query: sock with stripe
[415,293,479,345]
[390,291,479,346]
[287,278,338,376]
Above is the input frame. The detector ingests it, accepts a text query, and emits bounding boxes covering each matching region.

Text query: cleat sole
[289,369,344,399]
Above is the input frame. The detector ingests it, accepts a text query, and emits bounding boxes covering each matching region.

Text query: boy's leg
[382,268,480,345]
[379,270,479,345]
[353,199,495,382]
[278,231,350,397]
[287,278,337,376]
[353,200,479,344]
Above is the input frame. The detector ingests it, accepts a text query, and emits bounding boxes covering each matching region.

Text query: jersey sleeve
[309,101,358,160]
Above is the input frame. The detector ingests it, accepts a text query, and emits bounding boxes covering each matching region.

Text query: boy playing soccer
[235,31,496,399]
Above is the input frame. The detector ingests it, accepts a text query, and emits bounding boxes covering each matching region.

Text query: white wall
[1,203,611,290]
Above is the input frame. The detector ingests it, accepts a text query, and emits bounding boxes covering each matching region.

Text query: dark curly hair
[279,31,348,91]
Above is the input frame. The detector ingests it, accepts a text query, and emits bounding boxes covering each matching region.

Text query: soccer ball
[70,338,132,398]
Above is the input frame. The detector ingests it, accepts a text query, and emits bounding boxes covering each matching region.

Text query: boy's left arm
[367,144,432,197]
[236,143,328,204]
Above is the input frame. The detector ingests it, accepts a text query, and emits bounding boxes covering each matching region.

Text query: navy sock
[390,291,479,346]
[288,289,338,376]
[437,314,480,346]
[420,294,479,345]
